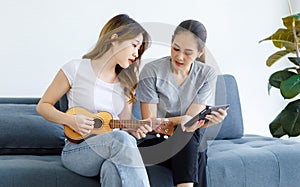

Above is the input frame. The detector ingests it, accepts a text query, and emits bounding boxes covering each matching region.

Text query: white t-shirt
[61,59,126,119]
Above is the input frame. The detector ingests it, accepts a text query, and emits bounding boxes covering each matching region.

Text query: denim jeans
[61,130,150,187]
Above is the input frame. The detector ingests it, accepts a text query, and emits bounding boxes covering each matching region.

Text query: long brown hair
[83,14,151,103]
[173,19,207,63]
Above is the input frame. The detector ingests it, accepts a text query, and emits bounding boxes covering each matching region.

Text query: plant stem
[287,0,293,14]
[293,27,299,58]
[288,0,299,58]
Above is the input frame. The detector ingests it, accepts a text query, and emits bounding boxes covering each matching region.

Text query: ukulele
[64,106,174,144]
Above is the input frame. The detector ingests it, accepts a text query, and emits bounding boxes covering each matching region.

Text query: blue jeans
[61,130,150,187]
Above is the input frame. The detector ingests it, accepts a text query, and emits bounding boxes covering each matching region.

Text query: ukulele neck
[109,120,149,129]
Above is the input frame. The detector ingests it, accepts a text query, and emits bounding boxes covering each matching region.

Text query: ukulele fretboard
[109,120,150,129]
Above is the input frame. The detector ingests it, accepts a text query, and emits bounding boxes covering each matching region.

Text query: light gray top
[136,56,217,118]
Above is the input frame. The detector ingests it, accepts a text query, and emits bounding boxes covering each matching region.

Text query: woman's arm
[36,70,94,136]
[36,70,72,125]
[140,102,227,132]
[118,101,132,120]
[140,102,205,129]
[140,102,182,127]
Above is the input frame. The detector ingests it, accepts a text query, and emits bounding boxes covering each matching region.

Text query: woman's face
[170,31,202,71]
[113,33,143,69]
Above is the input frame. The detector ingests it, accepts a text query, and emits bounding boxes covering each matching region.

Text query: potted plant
[259,0,300,138]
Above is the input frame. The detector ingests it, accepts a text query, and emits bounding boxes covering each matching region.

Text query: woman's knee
[100,160,121,186]
[101,160,119,176]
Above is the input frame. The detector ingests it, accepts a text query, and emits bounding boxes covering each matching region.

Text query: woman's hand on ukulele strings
[136,124,152,139]
[127,124,152,139]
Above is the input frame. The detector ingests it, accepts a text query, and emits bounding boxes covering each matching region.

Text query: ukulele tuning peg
[156,134,161,138]
[163,135,169,139]
[163,118,169,125]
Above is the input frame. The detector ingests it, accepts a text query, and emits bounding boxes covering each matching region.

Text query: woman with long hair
[37,14,151,187]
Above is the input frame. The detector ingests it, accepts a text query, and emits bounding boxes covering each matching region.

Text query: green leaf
[259,29,294,49]
[283,67,299,70]
[283,42,298,51]
[266,50,291,66]
[270,99,300,137]
[288,57,300,66]
[267,82,272,95]
[284,98,300,110]
[282,13,300,31]
[292,13,300,20]
[269,70,296,88]
[280,74,300,99]
[281,109,300,136]
[280,99,300,137]
[269,114,286,138]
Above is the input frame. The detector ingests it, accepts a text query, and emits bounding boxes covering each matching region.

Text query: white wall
[0,0,297,137]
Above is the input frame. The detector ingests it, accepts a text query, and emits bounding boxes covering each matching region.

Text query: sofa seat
[207,134,300,187]
[0,155,174,187]
[0,155,99,187]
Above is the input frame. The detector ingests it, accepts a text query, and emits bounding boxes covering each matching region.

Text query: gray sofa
[0,74,300,187]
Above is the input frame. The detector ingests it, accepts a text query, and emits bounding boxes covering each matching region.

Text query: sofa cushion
[0,155,99,187]
[0,155,175,187]
[206,134,300,187]
[0,104,65,155]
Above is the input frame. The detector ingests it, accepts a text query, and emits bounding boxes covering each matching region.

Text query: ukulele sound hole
[94,118,103,128]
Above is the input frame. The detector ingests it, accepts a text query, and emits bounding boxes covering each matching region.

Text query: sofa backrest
[205,74,244,140]
[0,73,243,156]
[0,98,65,155]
